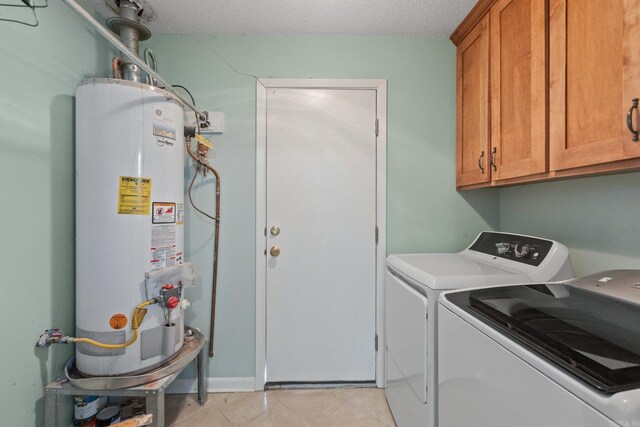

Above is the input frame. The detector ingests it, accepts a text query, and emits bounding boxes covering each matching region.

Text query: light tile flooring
[166,388,397,426]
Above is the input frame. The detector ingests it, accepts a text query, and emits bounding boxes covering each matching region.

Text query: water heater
[75,79,188,376]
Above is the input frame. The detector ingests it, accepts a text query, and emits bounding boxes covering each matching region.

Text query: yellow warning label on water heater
[118,176,152,215]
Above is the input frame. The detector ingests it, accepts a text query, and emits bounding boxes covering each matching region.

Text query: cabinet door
[456,15,490,187]
[550,0,640,171]
[490,0,547,181]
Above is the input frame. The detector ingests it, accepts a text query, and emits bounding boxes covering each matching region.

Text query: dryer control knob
[495,242,510,255]
[514,244,530,258]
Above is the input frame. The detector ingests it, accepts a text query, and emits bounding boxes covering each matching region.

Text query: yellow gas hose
[72,299,155,349]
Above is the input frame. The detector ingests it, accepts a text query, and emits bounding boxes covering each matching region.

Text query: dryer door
[385,268,428,403]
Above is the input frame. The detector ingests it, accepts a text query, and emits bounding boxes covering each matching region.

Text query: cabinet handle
[490,147,497,171]
[627,98,639,142]
[478,151,485,174]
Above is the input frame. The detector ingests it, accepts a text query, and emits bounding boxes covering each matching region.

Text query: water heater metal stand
[43,328,207,427]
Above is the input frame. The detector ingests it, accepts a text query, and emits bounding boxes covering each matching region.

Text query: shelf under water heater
[75,78,193,377]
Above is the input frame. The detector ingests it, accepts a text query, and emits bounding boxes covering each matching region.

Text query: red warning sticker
[152,202,176,224]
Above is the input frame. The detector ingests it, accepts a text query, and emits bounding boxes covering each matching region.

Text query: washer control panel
[468,232,553,266]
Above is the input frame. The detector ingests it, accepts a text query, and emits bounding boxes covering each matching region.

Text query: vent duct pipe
[61,0,206,120]
[115,1,141,81]
[105,0,150,82]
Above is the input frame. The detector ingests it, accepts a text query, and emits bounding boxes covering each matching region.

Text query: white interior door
[265,88,378,383]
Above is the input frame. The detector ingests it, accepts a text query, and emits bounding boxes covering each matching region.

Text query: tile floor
[165,387,397,426]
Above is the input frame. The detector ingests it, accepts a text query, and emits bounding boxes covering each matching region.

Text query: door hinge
[264,227,267,236]
[375,226,379,244]
[375,118,379,137]
[375,334,378,351]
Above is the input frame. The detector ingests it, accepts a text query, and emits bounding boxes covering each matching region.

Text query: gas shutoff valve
[37,328,72,348]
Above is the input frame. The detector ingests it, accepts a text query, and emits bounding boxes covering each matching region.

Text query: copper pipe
[186,140,221,358]
[112,57,122,79]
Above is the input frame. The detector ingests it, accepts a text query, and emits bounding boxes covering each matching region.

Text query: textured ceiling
[85,0,478,36]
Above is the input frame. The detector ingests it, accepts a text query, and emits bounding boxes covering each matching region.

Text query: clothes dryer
[385,231,573,427]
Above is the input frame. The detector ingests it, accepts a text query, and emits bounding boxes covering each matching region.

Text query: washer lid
[387,253,528,290]
[445,277,640,394]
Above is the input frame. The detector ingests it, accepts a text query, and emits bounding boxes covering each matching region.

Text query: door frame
[255,79,387,390]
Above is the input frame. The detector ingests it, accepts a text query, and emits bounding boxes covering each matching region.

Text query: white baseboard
[166,377,256,394]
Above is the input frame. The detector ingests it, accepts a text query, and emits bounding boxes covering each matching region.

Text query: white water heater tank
[75,79,186,376]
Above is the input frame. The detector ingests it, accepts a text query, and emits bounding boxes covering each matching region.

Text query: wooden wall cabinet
[490,0,546,181]
[456,15,490,187]
[549,0,640,171]
[455,0,546,188]
[453,0,640,189]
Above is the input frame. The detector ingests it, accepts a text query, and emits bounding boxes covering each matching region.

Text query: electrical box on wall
[203,111,224,134]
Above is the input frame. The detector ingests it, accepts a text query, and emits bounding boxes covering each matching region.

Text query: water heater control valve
[158,284,182,310]
[167,296,180,309]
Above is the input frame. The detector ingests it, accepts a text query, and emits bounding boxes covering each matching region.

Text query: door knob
[270,225,280,236]
[270,246,281,257]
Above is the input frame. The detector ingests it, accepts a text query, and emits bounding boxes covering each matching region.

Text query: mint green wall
[0,3,112,426]
[1,17,499,423]
[500,172,640,276]
[5,2,636,422]
[145,35,500,379]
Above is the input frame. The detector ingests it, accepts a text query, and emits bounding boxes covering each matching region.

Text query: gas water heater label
[152,202,176,224]
[118,176,151,215]
[150,224,176,271]
[153,105,177,147]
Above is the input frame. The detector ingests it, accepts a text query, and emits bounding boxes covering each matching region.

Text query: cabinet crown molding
[450,0,497,46]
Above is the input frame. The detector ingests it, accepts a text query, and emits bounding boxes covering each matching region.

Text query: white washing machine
[384,231,573,427]
[438,270,640,427]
